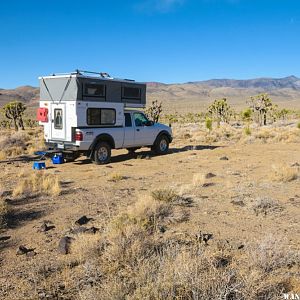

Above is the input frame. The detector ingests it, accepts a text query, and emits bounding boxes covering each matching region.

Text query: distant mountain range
[1,76,300,112]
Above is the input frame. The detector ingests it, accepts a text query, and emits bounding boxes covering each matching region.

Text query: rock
[202,233,213,245]
[158,225,166,233]
[213,256,230,268]
[58,236,74,255]
[69,226,99,235]
[69,227,89,234]
[16,245,35,255]
[40,222,55,232]
[86,226,100,234]
[26,250,37,257]
[195,232,213,245]
[202,183,215,187]
[75,216,93,226]
[220,156,229,161]
[205,172,216,179]
[231,199,245,207]
[0,236,11,241]
[238,244,245,250]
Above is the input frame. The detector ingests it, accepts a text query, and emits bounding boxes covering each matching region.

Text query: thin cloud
[135,0,186,13]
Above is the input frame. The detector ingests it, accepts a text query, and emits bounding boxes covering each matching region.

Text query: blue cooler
[52,154,64,164]
[33,161,46,170]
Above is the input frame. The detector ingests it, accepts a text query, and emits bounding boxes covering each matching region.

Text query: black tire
[152,135,169,155]
[93,141,111,165]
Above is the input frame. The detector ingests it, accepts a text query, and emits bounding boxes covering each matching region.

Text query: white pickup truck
[74,109,172,164]
[45,109,172,164]
[38,71,172,164]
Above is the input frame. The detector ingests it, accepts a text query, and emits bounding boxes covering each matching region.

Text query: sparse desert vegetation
[0,97,300,299]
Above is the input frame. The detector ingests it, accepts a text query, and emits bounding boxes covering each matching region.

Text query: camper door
[50,103,66,140]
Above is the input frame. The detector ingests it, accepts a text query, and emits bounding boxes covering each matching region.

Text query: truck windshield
[133,113,149,127]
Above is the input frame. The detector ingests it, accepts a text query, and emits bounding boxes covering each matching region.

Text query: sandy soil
[0,134,300,298]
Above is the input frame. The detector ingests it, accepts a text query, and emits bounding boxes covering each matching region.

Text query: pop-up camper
[37,70,172,164]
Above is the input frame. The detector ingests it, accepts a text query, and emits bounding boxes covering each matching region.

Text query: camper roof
[38,70,139,84]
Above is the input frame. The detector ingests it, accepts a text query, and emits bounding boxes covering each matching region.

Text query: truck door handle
[136,129,140,132]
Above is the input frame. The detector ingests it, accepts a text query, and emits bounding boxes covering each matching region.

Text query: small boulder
[16,245,35,255]
[69,226,99,235]
[75,216,93,226]
[220,156,229,161]
[58,236,74,255]
[205,172,216,179]
[40,222,55,232]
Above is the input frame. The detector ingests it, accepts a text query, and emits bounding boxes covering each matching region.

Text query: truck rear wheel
[93,142,111,164]
[152,135,169,155]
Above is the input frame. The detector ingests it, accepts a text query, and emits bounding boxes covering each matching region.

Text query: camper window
[54,109,63,129]
[87,108,116,125]
[122,87,141,99]
[83,83,106,97]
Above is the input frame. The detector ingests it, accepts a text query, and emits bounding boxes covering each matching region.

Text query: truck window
[101,109,116,125]
[83,83,105,97]
[54,109,63,129]
[124,113,132,127]
[87,108,116,125]
[133,113,148,127]
[122,87,141,100]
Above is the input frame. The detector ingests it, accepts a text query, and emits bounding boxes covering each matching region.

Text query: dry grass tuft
[252,197,283,216]
[0,131,29,158]
[271,164,299,182]
[0,183,8,228]
[247,234,298,272]
[151,188,179,202]
[0,128,45,159]
[0,199,8,228]
[108,173,125,182]
[12,171,61,197]
[70,234,101,264]
[113,195,173,232]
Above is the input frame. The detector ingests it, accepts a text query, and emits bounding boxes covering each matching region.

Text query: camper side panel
[75,102,124,127]
[40,77,79,102]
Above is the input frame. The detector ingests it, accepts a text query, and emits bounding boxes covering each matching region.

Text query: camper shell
[38,70,172,164]
[39,70,146,107]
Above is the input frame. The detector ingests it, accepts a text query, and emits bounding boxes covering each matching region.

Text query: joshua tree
[145,100,163,123]
[207,98,233,126]
[247,94,274,126]
[1,101,26,131]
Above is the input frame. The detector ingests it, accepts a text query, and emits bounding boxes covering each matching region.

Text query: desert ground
[0,118,300,299]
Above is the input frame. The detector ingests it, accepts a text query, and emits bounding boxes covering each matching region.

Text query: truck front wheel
[93,142,111,164]
[152,135,169,155]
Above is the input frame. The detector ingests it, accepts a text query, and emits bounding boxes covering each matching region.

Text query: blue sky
[0,0,300,88]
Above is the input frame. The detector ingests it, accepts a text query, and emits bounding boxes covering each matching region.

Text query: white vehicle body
[38,71,172,163]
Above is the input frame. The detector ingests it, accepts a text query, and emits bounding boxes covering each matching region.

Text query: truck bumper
[45,142,80,152]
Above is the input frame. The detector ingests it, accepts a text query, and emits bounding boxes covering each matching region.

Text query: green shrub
[205,117,213,131]
[244,126,252,135]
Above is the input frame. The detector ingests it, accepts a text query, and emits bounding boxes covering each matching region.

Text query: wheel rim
[97,147,108,161]
[159,139,168,152]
